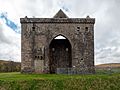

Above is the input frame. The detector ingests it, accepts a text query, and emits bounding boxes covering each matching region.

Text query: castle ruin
[20,10,95,74]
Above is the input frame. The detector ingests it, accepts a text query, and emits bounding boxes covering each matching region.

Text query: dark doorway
[49,35,72,73]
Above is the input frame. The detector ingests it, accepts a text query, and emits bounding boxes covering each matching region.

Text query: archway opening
[49,35,72,73]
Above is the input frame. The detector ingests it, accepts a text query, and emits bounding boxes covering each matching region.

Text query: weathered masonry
[20,9,95,74]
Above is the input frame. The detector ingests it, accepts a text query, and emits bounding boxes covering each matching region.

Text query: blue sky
[0,0,120,64]
[0,12,20,33]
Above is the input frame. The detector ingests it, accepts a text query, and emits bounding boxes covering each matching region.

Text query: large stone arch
[49,33,73,48]
[49,34,72,73]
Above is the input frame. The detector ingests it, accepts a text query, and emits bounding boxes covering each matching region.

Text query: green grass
[0,72,120,90]
[95,68,120,74]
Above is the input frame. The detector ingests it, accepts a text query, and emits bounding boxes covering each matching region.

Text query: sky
[0,0,120,65]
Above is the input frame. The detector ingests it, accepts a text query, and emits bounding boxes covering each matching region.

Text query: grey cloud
[14,0,120,64]
[0,25,11,44]
[0,0,120,64]
[0,43,20,61]
[19,0,55,17]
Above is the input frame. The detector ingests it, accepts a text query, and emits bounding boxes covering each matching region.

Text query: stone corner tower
[20,9,95,74]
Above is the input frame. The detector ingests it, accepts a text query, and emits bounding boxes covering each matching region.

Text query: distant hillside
[95,63,120,69]
[0,60,21,72]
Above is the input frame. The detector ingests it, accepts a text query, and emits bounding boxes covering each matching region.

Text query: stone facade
[20,10,95,74]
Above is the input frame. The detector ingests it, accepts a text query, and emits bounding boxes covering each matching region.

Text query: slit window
[32,27,35,30]
[38,56,39,59]
[85,27,88,30]
[35,56,37,58]
[77,26,80,29]
[40,56,43,60]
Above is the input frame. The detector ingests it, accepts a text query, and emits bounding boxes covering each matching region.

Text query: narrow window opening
[32,26,35,32]
[85,27,88,30]
[81,58,83,60]
[77,26,80,29]
[77,29,79,32]
[32,27,35,29]
[38,56,39,59]
[40,56,43,60]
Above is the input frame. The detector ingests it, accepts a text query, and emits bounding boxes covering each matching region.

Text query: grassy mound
[0,72,120,90]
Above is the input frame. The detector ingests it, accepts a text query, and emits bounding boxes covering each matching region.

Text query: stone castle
[20,9,95,74]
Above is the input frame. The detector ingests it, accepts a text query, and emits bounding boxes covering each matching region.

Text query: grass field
[0,72,120,90]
